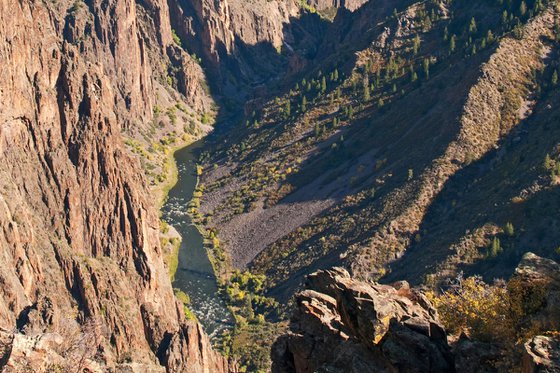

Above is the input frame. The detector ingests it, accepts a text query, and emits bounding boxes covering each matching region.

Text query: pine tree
[321,76,327,93]
[469,17,477,34]
[504,222,515,236]
[333,69,339,81]
[285,100,291,118]
[552,70,558,86]
[534,0,543,12]
[422,15,432,31]
[314,122,320,138]
[413,34,421,55]
[423,58,430,79]
[450,35,456,53]
[487,30,495,44]
[489,237,502,257]
[520,1,527,16]
[301,96,307,113]
[544,153,555,171]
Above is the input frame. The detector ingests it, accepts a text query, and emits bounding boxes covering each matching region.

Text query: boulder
[271,267,454,373]
[522,335,560,373]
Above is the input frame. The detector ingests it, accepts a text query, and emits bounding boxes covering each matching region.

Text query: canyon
[1,0,560,372]
[0,0,230,370]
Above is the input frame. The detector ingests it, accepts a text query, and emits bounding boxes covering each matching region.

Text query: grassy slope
[200,0,560,300]
[189,1,560,370]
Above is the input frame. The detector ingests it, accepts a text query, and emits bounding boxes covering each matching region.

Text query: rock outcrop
[273,255,560,373]
[516,253,560,373]
[0,0,232,371]
[271,268,454,372]
[513,252,560,332]
[523,335,560,373]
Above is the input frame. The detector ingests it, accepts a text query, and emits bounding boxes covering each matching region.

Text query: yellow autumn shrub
[429,274,553,345]
[428,276,514,342]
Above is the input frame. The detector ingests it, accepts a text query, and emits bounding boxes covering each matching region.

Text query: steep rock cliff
[169,0,332,98]
[167,0,373,101]
[0,0,232,371]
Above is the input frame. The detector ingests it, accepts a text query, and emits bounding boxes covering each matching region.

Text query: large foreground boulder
[273,253,560,373]
[271,268,453,373]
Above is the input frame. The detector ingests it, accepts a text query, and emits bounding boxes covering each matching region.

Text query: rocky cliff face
[272,253,560,373]
[168,0,337,99]
[0,0,233,371]
[169,0,298,89]
[167,0,372,101]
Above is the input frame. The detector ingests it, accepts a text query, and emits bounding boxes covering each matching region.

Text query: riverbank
[153,137,196,283]
[161,141,233,337]
[154,136,195,209]
[153,117,283,366]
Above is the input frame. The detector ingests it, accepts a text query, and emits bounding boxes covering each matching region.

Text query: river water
[161,141,232,338]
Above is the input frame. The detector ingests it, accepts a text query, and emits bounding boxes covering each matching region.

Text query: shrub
[171,29,182,46]
[429,276,512,342]
[488,237,502,257]
[504,222,515,236]
[430,274,553,346]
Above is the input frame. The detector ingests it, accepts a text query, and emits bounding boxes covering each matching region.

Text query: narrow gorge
[1,0,560,372]
[0,0,233,370]
[161,141,232,337]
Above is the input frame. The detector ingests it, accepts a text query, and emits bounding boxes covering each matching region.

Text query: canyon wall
[169,0,329,97]
[166,0,369,98]
[0,0,233,370]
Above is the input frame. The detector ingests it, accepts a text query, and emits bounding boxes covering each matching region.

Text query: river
[161,140,232,338]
